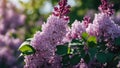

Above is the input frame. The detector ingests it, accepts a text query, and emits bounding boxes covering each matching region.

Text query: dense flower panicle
[24,0,70,67]
[24,15,69,68]
[52,0,70,20]
[65,16,91,41]
[68,20,86,39]
[98,0,114,16]
[86,13,120,40]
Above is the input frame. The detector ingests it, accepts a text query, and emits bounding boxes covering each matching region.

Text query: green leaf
[18,41,36,56]
[80,50,86,58]
[70,54,81,65]
[114,37,120,46]
[96,52,107,63]
[62,55,70,65]
[84,54,90,63]
[89,48,98,60]
[106,53,114,62]
[87,36,97,47]
[56,45,68,56]
[82,32,89,41]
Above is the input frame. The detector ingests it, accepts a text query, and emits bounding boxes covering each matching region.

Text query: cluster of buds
[52,0,70,20]
[82,16,91,28]
[98,0,114,16]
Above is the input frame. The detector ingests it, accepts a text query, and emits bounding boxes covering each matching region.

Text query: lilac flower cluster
[24,0,69,68]
[86,13,120,41]
[64,0,120,67]
[66,16,91,41]
[24,0,120,68]
[67,0,120,42]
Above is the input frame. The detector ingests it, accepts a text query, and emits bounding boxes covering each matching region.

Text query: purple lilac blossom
[65,16,90,41]
[68,20,86,39]
[24,15,69,68]
[24,0,120,68]
[67,0,120,42]
[86,13,120,40]
[86,0,120,41]
[64,0,120,67]
[24,0,70,68]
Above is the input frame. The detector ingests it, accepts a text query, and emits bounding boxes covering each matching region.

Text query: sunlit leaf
[87,36,97,47]
[82,32,89,41]
[18,41,36,56]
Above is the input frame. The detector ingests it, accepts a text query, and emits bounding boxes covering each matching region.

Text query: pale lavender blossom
[68,20,86,39]
[24,15,69,68]
[65,16,91,40]
[86,13,120,41]
[24,0,70,68]
[86,0,120,41]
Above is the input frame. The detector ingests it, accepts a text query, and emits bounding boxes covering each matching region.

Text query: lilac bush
[19,0,120,68]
